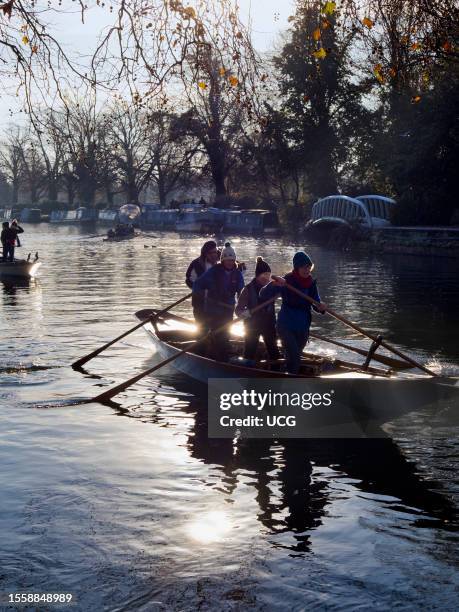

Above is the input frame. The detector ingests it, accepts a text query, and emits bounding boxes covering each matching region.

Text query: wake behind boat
[103,231,141,242]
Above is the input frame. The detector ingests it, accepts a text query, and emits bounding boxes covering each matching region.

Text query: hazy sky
[0,0,294,128]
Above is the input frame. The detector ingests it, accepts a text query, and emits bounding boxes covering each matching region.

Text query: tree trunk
[12,183,19,204]
[48,181,58,202]
[208,147,227,197]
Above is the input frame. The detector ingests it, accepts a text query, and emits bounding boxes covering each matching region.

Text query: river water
[1,224,458,611]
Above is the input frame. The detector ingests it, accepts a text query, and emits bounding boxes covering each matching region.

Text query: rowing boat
[103,231,141,242]
[134,308,458,430]
[0,258,41,278]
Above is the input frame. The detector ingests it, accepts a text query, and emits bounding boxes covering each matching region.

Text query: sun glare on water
[186,511,232,544]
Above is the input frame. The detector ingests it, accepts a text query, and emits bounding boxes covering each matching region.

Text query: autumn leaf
[321,19,330,29]
[1,0,14,18]
[373,64,385,84]
[322,2,336,16]
[22,35,29,45]
[198,81,207,90]
[302,95,310,102]
[228,75,239,87]
[219,67,226,76]
[183,6,196,19]
[411,95,421,104]
[401,35,409,45]
[287,15,295,23]
[388,67,396,78]
[410,42,420,51]
[362,17,373,29]
[313,28,321,41]
[313,47,327,59]
[31,45,38,53]
[442,40,452,52]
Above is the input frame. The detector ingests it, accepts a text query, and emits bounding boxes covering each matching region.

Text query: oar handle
[72,292,192,369]
[281,281,437,377]
[90,295,278,404]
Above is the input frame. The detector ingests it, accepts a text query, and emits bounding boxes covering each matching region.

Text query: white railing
[311,194,396,228]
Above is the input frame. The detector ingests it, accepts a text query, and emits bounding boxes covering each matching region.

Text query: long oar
[71,292,192,370]
[89,296,277,404]
[309,333,410,370]
[273,277,437,377]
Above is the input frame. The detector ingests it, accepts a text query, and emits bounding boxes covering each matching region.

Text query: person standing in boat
[1,221,24,262]
[186,240,220,332]
[192,242,244,360]
[11,219,22,248]
[260,251,327,374]
[235,257,280,364]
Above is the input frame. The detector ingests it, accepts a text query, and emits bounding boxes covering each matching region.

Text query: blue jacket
[193,263,244,312]
[260,272,321,333]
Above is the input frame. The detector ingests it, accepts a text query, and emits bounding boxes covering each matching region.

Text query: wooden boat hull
[138,316,458,431]
[0,260,41,278]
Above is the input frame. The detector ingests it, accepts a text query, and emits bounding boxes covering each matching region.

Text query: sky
[0,0,295,129]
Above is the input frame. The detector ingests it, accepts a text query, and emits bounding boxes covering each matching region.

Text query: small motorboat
[0,253,41,278]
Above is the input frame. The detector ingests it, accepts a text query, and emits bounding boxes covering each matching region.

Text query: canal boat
[134,308,458,426]
[176,207,224,233]
[49,207,97,225]
[0,257,41,278]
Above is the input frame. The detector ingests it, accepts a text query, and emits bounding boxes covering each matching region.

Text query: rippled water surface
[1,225,458,611]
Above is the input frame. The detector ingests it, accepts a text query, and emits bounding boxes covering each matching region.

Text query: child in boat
[192,242,244,360]
[235,257,280,364]
[260,251,327,374]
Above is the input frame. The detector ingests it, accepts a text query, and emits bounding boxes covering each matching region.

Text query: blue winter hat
[292,251,313,269]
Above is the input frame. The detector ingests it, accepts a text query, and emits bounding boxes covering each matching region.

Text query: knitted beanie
[220,242,236,261]
[255,256,271,276]
[292,251,313,269]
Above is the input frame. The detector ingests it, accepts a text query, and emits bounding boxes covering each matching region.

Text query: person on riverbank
[1,221,24,262]
[186,240,220,332]
[260,251,326,374]
[192,242,244,360]
[235,257,280,364]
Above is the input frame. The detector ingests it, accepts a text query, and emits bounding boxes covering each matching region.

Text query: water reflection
[1,277,36,304]
[187,510,232,544]
[119,371,457,556]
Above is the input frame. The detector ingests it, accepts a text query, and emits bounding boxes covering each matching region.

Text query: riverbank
[318,225,459,257]
[368,226,459,257]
